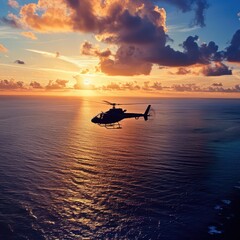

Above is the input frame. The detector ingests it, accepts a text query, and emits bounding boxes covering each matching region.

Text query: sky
[0,0,240,96]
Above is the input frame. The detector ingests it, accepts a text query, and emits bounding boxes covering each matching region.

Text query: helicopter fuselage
[91,105,151,126]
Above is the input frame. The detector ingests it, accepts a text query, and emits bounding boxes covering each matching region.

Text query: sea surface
[0,96,240,240]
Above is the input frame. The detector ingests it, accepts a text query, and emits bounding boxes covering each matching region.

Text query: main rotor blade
[103,100,113,105]
[88,100,152,106]
[103,100,121,106]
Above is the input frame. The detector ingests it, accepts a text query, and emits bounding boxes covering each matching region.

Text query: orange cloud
[10,1,74,32]
[7,0,167,34]
[0,44,8,53]
[21,31,37,40]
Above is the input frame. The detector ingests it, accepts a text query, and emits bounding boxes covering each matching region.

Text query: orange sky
[0,0,240,97]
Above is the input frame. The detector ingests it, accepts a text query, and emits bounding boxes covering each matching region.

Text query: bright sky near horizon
[0,0,240,96]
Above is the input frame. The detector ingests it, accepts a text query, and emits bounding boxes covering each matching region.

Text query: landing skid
[98,122,122,129]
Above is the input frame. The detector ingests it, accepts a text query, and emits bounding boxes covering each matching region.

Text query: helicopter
[91,101,151,129]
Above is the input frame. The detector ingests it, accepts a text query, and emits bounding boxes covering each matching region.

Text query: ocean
[0,96,240,240]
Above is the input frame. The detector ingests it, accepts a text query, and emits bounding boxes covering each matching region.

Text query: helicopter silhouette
[91,101,151,129]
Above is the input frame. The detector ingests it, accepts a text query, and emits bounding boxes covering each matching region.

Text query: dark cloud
[201,62,232,76]
[15,59,25,64]
[226,29,240,62]
[65,0,97,32]
[182,35,200,63]
[0,79,25,89]
[98,44,153,76]
[199,41,223,64]
[112,9,166,45]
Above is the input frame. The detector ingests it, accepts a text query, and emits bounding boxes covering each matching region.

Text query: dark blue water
[0,96,240,240]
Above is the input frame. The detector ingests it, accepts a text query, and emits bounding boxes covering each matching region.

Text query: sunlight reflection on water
[0,96,240,239]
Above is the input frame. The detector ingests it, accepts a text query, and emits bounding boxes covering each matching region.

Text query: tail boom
[144,105,151,121]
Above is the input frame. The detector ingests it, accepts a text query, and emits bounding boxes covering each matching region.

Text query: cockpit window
[96,113,104,119]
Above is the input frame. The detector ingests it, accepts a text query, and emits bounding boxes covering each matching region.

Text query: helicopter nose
[91,117,98,123]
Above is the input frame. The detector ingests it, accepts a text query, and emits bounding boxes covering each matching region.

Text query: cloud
[45,79,68,90]
[226,29,240,62]
[101,81,163,91]
[2,77,240,94]
[30,81,43,89]
[80,41,95,55]
[142,81,163,91]
[99,81,240,93]
[8,0,19,9]
[201,62,232,76]
[169,83,240,93]
[101,81,141,91]
[4,0,237,77]
[101,82,122,91]
[0,44,8,53]
[21,31,37,40]
[81,41,153,76]
[99,45,153,76]
[15,59,25,64]
[80,41,112,58]
[0,79,25,89]
[6,1,73,32]
[212,83,223,87]
[176,67,191,75]
[80,69,89,74]
[172,83,201,92]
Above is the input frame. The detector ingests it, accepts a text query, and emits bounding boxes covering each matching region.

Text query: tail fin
[144,105,151,121]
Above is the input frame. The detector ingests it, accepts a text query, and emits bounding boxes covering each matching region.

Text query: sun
[83,79,91,85]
